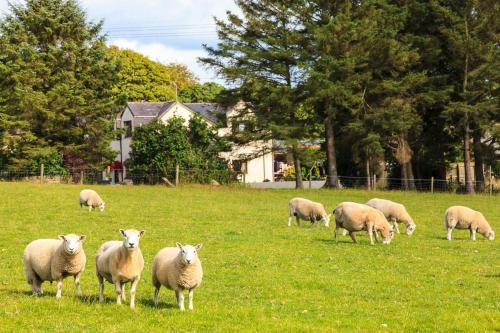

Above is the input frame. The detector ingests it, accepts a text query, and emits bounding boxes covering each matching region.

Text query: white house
[110,101,275,183]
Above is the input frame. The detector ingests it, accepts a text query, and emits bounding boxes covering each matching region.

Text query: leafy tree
[179,82,225,103]
[201,0,317,189]
[0,0,123,169]
[107,46,197,102]
[434,0,499,193]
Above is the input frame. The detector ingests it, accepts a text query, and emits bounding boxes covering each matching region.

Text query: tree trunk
[405,161,416,190]
[463,121,474,194]
[401,162,408,190]
[472,129,484,188]
[293,151,304,189]
[323,117,340,188]
[365,158,371,190]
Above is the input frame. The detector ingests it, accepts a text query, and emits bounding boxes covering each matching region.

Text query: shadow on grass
[140,298,177,309]
[6,289,57,298]
[316,238,359,245]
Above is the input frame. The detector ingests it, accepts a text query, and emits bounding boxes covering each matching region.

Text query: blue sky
[0,0,239,82]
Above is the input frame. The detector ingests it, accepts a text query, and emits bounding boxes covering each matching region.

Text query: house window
[232,160,247,174]
[124,120,132,138]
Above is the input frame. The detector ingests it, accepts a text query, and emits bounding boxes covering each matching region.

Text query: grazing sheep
[288,197,331,227]
[365,198,416,235]
[333,202,393,245]
[152,243,203,311]
[79,189,105,212]
[444,206,495,241]
[95,229,145,308]
[23,234,86,298]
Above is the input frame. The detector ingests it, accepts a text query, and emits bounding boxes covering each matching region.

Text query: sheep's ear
[195,243,203,250]
[119,229,126,237]
[79,235,86,241]
[139,230,145,237]
[58,235,66,241]
[176,242,183,250]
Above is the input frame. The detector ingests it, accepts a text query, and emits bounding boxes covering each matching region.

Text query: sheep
[444,206,495,241]
[79,189,105,212]
[333,202,394,245]
[365,198,416,235]
[288,197,331,227]
[95,229,145,308]
[23,234,86,298]
[152,243,203,311]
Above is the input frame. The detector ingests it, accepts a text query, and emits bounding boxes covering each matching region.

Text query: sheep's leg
[56,277,63,299]
[310,216,316,226]
[74,272,82,297]
[32,277,42,295]
[447,228,453,241]
[287,215,292,227]
[153,286,160,306]
[121,283,126,301]
[470,228,476,241]
[114,281,122,305]
[334,225,339,242]
[188,289,194,310]
[88,205,92,212]
[130,277,140,309]
[349,232,357,243]
[373,227,379,242]
[367,227,374,245]
[98,274,104,302]
[342,229,348,236]
[295,214,300,227]
[176,290,185,311]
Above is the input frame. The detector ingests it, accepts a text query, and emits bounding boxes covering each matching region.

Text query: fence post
[40,163,44,184]
[175,163,180,187]
[490,165,493,196]
[373,174,377,191]
[431,176,434,193]
[80,170,84,185]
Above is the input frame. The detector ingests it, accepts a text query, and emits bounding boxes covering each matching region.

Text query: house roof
[124,101,227,126]
[183,103,228,123]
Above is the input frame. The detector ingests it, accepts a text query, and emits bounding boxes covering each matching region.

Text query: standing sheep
[79,189,105,212]
[23,234,86,298]
[95,229,145,308]
[333,202,393,245]
[444,206,495,241]
[288,197,331,227]
[365,198,416,235]
[152,243,203,311]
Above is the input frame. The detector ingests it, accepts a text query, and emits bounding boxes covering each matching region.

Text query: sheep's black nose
[129,243,135,247]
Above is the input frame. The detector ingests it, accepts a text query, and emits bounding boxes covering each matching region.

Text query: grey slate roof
[124,102,227,126]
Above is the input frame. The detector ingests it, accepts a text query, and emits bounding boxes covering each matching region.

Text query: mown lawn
[0,182,498,332]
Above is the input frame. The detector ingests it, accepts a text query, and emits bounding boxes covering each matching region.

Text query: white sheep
[23,234,86,298]
[79,189,105,212]
[444,206,495,241]
[333,202,393,245]
[95,229,145,308]
[365,198,416,235]
[288,197,331,227]
[152,243,203,311]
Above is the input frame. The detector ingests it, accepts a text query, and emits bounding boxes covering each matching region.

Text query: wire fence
[0,167,497,195]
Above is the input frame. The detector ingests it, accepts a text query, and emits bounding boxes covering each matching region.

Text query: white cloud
[110,39,218,83]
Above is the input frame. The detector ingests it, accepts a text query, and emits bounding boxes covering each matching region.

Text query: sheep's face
[120,229,145,250]
[322,214,331,228]
[381,228,394,245]
[98,202,105,212]
[176,243,202,265]
[487,231,495,241]
[406,224,416,236]
[59,234,85,255]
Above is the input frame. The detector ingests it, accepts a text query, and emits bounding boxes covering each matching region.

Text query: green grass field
[0,183,498,332]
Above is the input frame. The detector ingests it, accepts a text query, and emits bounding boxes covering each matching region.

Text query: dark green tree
[201,0,317,189]
[0,0,124,169]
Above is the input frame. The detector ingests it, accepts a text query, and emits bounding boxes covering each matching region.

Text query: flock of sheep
[22,189,495,311]
[288,197,495,243]
[23,189,203,310]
